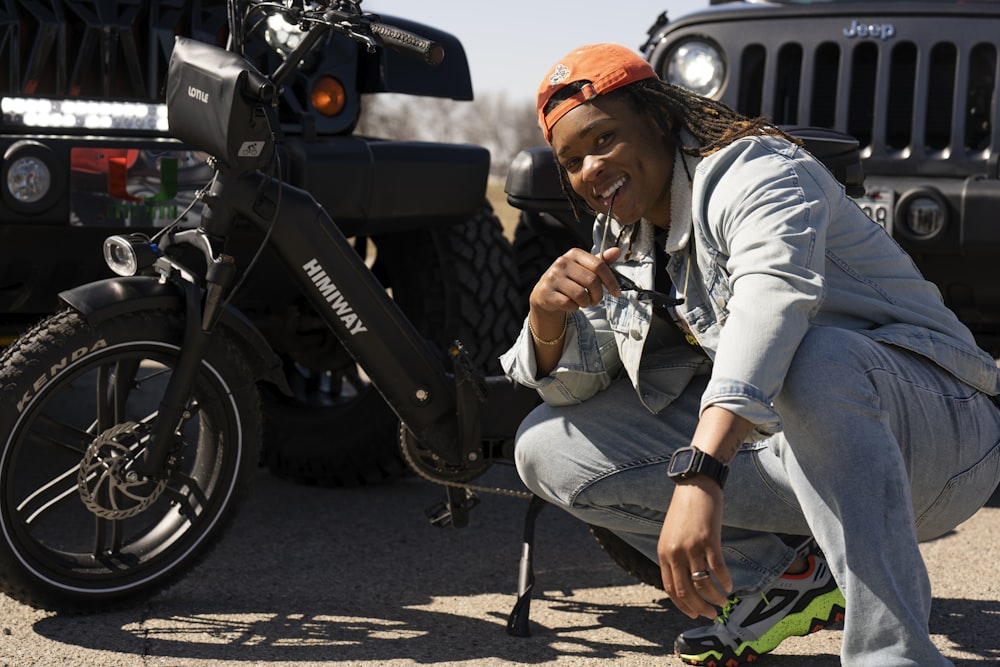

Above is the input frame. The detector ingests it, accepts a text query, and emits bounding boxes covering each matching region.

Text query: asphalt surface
[1,463,998,667]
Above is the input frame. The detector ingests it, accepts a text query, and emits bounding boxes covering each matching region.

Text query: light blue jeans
[515,327,1000,666]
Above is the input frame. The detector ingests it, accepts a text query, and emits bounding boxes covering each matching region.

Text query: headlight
[264,14,304,56]
[104,234,159,277]
[663,39,726,99]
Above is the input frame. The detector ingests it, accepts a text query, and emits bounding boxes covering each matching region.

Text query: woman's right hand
[529,246,622,314]
[527,247,622,376]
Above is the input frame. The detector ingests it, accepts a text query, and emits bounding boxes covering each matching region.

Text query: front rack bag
[166,37,276,174]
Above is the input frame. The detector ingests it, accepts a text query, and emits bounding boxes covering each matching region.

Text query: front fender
[359,15,473,100]
[59,277,290,393]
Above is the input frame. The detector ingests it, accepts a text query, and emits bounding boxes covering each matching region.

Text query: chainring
[77,421,168,520]
[398,424,490,484]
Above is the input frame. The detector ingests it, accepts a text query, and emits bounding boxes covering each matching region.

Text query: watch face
[669,448,695,475]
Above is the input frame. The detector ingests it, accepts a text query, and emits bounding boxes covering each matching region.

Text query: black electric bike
[0,0,561,617]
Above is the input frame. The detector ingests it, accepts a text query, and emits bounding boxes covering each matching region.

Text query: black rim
[0,340,244,595]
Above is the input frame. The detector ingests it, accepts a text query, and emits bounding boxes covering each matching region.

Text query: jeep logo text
[844,20,896,40]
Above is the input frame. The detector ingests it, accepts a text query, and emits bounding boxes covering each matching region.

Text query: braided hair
[545,79,798,220]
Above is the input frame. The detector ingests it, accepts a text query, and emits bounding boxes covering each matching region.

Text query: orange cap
[536,43,657,143]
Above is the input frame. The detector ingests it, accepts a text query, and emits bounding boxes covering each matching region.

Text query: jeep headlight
[663,39,726,99]
[264,13,304,56]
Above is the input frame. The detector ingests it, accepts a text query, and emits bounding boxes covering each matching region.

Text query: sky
[364,0,709,103]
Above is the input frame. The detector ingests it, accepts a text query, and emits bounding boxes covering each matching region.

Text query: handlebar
[369,20,444,65]
[318,4,445,66]
[250,0,444,81]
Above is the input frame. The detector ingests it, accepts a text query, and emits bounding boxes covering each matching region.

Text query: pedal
[425,487,479,528]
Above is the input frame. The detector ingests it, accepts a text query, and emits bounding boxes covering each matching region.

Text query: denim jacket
[500,135,1000,436]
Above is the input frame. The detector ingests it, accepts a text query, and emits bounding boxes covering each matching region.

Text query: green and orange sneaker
[674,553,845,666]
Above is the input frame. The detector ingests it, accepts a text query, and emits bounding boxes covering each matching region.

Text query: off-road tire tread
[589,524,664,590]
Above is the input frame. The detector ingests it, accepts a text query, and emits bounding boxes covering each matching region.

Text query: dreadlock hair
[544,79,799,222]
[623,78,797,158]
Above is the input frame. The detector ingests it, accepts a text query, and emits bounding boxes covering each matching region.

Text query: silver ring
[691,570,711,581]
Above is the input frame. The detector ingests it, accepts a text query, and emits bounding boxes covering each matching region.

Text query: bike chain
[398,426,533,499]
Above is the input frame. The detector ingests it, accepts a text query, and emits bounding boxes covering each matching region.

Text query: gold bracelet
[528,314,568,346]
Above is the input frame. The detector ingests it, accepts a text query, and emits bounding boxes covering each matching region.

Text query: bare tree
[473,92,547,176]
[356,92,543,177]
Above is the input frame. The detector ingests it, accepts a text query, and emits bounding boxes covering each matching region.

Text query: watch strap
[668,446,729,490]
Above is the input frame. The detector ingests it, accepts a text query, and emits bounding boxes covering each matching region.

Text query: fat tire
[589,524,664,589]
[260,203,521,486]
[0,308,261,612]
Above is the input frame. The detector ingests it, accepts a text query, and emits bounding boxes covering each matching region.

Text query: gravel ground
[1,465,997,667]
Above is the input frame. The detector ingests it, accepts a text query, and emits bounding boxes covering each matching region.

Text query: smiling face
[550,94,675,229]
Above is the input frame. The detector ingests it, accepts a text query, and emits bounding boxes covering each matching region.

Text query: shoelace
[715,596,740,625]
[714,591,771,626]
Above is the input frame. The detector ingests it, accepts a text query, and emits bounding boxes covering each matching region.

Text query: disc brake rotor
[77,421,168,520]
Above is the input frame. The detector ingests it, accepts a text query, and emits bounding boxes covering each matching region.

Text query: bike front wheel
[0,308,261,612]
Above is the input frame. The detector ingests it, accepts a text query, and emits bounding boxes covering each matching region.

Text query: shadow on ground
[25,467,1000,665]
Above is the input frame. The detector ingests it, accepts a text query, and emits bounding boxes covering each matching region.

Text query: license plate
[855,185,894,234]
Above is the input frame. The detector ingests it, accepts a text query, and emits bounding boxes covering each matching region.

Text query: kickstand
[506,494,548,637]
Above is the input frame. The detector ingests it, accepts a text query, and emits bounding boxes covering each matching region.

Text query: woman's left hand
[657,477,732,619]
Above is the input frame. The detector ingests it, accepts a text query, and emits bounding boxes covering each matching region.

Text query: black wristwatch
[667,446,729,490]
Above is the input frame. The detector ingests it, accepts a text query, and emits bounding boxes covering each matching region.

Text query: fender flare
[58,277,291,394]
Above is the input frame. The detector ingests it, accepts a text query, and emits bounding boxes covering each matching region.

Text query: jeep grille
[0,1,228,104]
[655,10,1000,178]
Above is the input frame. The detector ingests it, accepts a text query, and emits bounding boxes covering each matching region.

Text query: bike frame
[203,168,465,459]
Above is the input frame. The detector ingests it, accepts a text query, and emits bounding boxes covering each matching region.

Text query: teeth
[600,176,626,200]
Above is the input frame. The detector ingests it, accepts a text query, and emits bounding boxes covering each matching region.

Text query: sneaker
[673,553,845,666]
